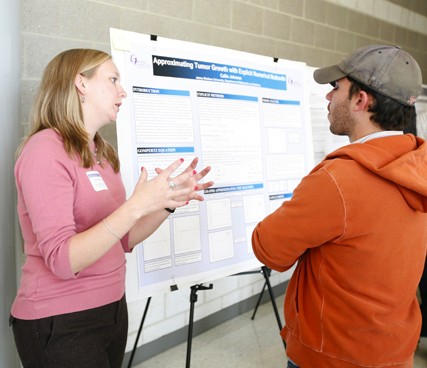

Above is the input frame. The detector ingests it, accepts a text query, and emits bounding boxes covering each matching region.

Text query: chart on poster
[110,28,314,300]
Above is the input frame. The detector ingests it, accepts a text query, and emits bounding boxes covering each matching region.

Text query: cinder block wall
[20,0,427,362]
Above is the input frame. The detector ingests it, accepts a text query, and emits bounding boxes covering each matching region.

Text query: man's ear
[354,90,372,112]
[75,74,87,95]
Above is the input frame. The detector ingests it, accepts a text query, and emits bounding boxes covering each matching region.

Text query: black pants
[10,295,128,368]
[287,359,299,368]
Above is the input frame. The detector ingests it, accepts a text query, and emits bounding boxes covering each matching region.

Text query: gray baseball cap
[313,45,422,106]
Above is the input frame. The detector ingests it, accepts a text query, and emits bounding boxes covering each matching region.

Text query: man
[252,45,427,367]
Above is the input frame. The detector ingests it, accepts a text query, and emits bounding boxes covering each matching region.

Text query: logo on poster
[129,53,150,69]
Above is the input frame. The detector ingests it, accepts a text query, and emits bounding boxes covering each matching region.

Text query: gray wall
[1,0,20,366]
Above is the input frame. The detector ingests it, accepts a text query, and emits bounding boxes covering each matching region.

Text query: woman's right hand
[128,158,198,218]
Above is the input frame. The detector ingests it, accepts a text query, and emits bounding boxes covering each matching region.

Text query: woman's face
[82,59,127,134]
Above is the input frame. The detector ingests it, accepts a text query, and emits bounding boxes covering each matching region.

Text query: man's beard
[329,98,355,137]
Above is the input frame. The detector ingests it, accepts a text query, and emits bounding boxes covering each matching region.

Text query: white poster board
[110,28,314,300]
[415,85,427,140]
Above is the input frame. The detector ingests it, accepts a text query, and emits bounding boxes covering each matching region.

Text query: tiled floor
[133,296,427,367]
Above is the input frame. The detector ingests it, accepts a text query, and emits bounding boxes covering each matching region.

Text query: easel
[127,266,284,367]
[235,265,285,348]
[185,283,214,368]
[126,283,214,368]
[127,296,152,368]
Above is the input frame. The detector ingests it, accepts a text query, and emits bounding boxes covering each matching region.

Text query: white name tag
[86,171,108,192]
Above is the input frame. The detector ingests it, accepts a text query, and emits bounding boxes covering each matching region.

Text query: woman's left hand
[155,157,214,204]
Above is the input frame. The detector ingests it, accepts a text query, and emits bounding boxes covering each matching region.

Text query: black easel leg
[186,284,213,368]
[261,266,286,349]
[186,286,198,368]
[251,280,267,320]
[127,296,152,368]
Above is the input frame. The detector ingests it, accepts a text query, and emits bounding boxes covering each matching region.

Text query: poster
[110,29,314,299]
[415,85,427,140]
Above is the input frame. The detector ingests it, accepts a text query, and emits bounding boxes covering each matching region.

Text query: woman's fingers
[137,158,214,209]
[155,158,194,187]
[139,166,147,181]
[154,156,197,176]
[161,158,185,178]
[186,157,199,172]
[194,165,211,182]
[196,180,214,191]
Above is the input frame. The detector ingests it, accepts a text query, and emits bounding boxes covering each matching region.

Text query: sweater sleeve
[252,166,346,272]
[120,233,132,253]
[16,135,77,280]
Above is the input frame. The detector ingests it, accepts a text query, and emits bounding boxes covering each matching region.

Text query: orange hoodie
[252,134,427,367]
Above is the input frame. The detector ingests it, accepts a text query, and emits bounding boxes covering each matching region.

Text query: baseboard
[122,280,287,367]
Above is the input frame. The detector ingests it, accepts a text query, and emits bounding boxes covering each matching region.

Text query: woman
[10,49,213,368]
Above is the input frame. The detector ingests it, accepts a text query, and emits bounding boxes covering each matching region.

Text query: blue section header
[204,183,264,194]
[197,91,257,102]
[152,55,287,91]
[133,86,190,96]
[137,147,195,154]
[269,193,293,200]
[262,98,300,105]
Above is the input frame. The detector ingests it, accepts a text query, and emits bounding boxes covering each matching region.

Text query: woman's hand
[155,157,214,204]
[129,157,214,218]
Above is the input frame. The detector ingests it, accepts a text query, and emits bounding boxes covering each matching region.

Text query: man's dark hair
[347,76,417,132]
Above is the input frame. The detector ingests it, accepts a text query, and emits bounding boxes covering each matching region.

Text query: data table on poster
[110,28,314,300]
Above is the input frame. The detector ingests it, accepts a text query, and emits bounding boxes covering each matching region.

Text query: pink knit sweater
[12,129,130,319]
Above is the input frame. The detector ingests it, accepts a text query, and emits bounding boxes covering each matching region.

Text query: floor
[133,296,427,368]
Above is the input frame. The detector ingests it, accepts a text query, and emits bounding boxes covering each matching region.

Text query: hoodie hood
[324,134,427,212]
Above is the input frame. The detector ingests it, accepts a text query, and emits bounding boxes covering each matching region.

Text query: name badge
[86,171,108,192]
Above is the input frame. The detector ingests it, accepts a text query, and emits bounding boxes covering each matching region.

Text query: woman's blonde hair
[17,48,120,172]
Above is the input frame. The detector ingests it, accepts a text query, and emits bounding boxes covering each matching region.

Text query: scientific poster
[110,28,314,299]
[415,85,427,140]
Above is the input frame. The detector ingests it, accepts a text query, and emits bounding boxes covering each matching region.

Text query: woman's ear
[75,74,87,95]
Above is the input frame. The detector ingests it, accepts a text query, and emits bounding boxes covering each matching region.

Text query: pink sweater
[12,129,130,320]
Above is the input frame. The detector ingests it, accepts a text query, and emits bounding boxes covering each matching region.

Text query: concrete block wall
[19,0,427,363]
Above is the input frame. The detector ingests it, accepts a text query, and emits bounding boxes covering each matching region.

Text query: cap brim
[313,65,346,84]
